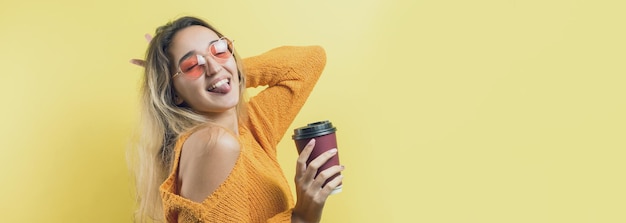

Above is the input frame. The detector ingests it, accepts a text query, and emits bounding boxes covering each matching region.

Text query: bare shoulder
[182,126,240,156]
[178,125,240,202]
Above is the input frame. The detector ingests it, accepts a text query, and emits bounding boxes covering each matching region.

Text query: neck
[202,108,239,135]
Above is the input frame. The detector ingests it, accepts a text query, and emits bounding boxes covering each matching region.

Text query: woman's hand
[292,139,344,223]
[129,34,152,67]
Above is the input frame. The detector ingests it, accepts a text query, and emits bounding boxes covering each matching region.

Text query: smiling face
[168,25,240,116]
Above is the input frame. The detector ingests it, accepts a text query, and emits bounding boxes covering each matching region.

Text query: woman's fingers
[296,140,344,199]
[129,59,147,67]
[295,139,315,180]
[318,174,343,200]
[128,34,153,67]
[305,148,337,175]
[144,33,153,42]
[301,148,338,188]
[310,164,343,190]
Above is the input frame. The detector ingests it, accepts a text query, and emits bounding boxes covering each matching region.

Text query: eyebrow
[177,38,222,65]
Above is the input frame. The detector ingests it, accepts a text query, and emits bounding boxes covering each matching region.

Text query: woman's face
[168,25,240,116]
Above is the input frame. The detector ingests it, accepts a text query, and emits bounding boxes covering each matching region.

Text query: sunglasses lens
[210,38,233,61]
[179,55,205,79]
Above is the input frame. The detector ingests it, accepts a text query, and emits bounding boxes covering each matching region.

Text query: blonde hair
[128,16,247,222]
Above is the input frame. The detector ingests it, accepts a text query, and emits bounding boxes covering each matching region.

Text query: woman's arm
[243,46,326,150]
[242,46,341,223]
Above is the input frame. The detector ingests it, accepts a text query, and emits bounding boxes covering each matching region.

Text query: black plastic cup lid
[292,120,337,140]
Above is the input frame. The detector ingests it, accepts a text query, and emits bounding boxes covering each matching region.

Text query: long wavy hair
[128,16,247,222]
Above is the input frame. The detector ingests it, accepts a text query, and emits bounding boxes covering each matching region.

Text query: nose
[203,55,222,77]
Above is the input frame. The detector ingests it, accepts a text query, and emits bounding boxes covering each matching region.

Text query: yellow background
[1,0,624,222]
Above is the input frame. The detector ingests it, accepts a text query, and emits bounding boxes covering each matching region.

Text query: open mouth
[207,78,231,94]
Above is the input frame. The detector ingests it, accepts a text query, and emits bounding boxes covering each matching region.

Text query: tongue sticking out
[207,79,231,94]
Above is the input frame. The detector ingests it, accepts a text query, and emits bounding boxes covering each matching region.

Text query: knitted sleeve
[242,46,326,155]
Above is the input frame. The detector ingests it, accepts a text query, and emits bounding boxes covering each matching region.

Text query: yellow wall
[1,0,625,222]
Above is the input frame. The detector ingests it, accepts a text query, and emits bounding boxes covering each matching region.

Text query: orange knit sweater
[159,46,326,223]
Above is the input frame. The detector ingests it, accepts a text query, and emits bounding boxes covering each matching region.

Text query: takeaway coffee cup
[292,120,342,194]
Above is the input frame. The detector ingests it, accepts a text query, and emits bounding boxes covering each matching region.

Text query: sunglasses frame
[172,37,235,79]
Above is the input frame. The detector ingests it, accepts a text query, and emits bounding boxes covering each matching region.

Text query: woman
[129,16,343,223]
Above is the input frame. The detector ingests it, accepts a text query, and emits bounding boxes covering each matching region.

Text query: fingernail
[341,165,345,170]
[307,138,316,146]
[329,148,337,154]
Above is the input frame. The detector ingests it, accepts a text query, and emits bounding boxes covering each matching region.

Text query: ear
[174,94,185,105]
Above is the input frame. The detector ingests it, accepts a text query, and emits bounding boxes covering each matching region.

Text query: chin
[207,99,241,114]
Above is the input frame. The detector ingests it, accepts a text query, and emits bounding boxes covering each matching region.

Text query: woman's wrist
[291,212,306,223]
